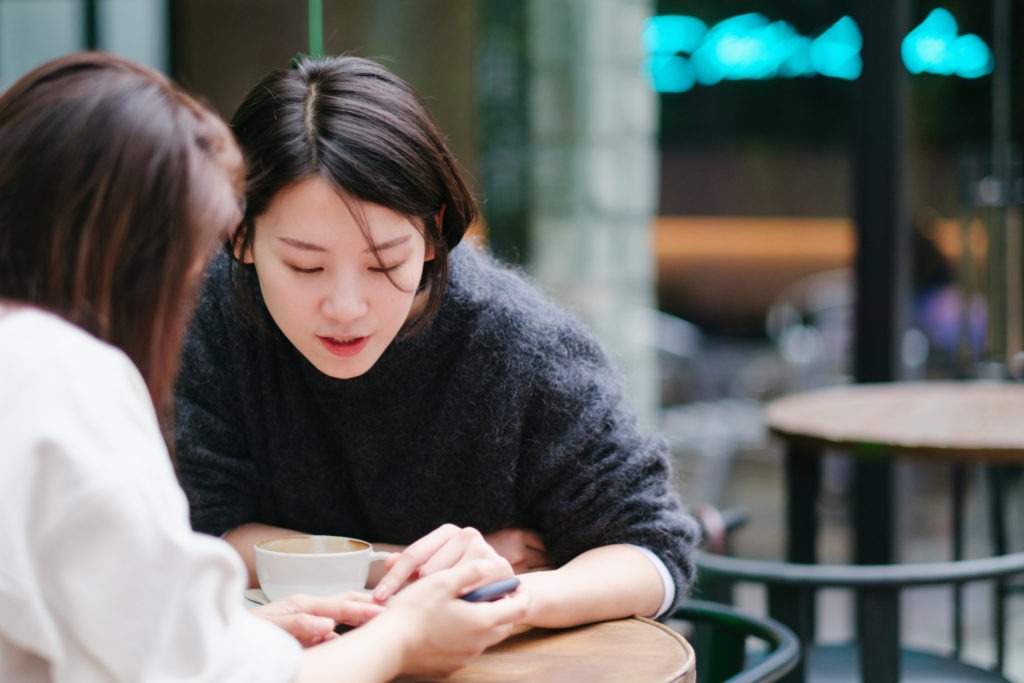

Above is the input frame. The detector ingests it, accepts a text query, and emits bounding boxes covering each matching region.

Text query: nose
[320,270,369,322]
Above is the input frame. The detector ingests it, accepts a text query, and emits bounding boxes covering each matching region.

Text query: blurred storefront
[1,0,1021,411]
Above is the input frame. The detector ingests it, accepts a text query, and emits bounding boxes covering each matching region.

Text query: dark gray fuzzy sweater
[174,243,700,606]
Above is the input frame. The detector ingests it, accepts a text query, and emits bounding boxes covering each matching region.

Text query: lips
[318,334,369,357]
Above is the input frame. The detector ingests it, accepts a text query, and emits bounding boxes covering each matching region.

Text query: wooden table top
[765,380,1024,463]
[395,617,695,683]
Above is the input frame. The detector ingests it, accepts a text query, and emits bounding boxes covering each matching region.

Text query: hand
[381,559,530,678]
[252,592,384,647]
[484,528,552,573]
[373,524,512,602]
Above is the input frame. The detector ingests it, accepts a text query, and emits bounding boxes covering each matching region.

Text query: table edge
[768,427,1024,464]
[634,616,697,683]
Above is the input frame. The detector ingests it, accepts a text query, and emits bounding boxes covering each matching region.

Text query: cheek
[368,277,417,317]
[374,279,413,308]
[257,269,307,319]
[392,257,428,292]
[390,272,422,295]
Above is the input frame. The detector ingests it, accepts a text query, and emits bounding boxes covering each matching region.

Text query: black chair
[670,599,800,683]
[695,549,1024,683]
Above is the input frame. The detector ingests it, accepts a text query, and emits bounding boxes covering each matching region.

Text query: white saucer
[242,586,375,607]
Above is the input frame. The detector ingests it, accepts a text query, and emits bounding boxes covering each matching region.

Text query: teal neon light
[691,14,806,84]
[902,9,993,78]
[645,14,860,92]
[646,10,993,93]
[642,14,706,55]
[811,16,862,81]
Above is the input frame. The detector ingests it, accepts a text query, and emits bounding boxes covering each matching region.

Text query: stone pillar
[526,0,661,425]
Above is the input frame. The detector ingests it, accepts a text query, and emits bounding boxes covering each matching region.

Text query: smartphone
[461,577,521,602]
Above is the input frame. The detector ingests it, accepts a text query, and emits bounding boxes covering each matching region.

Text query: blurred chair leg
[785,444,820,647]
[692,622,745,683]
[986,465,1008,671]
[857,587,900,683]
[769,585,812,683]
[851,458,894,565]
[785,443,821,565]
[952,462,966,658]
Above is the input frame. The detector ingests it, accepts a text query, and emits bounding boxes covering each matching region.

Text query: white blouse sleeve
[1,313,300,683]
[630,545,676,619]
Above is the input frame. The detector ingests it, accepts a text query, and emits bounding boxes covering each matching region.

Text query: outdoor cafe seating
[694,547,1024,683]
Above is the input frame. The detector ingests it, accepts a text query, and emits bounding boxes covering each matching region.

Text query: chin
[310,355,377,380]
[319,365,370,380]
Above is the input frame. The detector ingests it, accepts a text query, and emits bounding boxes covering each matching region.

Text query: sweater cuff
[630,544,675,619]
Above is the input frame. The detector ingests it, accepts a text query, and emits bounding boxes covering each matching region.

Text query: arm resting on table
[517,543,665,628]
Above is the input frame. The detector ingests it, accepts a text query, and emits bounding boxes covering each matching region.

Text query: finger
[416,527,493,577]
[414,541,468,578]
[328,601,384,626]
[285,590,377,612]
[288,592,384,625]
[271,613,337,647]
[479,622,516,650]
[422,558,495,599]
[374,524,463,601]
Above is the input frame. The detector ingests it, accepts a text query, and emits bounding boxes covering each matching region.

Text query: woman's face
[246,177,433,379]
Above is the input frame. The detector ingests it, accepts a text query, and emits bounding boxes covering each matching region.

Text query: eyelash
[287,262,404,274]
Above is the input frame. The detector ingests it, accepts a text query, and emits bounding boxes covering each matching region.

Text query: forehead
[257,177,423,245]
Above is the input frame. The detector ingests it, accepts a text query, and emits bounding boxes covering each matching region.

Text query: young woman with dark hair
[0,51,525,683]
[174,53,700,629]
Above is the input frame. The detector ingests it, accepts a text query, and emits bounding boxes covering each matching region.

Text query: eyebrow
[366,235,412,253]
[277,235,412,253]
[278,237,326,252]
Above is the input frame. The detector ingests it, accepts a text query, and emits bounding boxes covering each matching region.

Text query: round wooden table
[395,617,696,683]
[764,380,1024,678]
[765,380,1024,565]
[767,380,1024,463]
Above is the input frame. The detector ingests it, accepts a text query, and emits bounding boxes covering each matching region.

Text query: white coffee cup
[254,535,390,602]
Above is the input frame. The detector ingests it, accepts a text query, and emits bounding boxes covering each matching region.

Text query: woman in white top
[0,51,526,683]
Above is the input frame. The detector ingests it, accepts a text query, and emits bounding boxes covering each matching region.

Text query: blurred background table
[766,380,1024,565]
[395,617,695,683]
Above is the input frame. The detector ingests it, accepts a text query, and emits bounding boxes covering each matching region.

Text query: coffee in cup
[254,535,390,602]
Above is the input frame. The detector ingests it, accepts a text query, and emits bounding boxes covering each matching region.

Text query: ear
[232,224,255,264]
[425,204,446,262]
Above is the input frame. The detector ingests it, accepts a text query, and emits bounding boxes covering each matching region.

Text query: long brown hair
[0,51,244,411]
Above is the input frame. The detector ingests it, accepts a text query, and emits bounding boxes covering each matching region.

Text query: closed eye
[288,265,323,274]
[369,262,403,274]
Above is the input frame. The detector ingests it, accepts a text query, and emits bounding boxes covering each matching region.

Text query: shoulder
[191,249,243,327]
[438,244,620,409]
[447,241,553,311]
[446,242,604,359]
[0,307,146,403]
[182,250,266,367]
[0,306,165,485]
